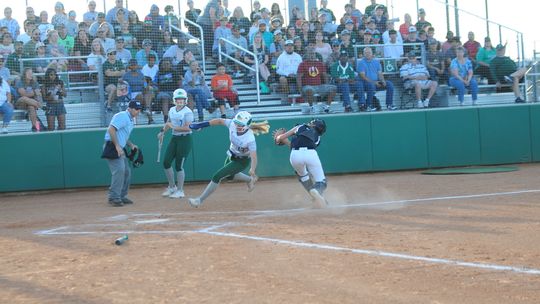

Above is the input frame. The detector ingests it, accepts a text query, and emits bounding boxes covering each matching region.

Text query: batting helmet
[173,88,188,100]
[233,111,252,132]
[310,119,326,135]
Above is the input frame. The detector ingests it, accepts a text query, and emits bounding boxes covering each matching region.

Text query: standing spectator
[383,29,403,60]
[0,74,13,134]
[275,40,302,96]
[211,62,240,118]
[41,68,67,130]
[66,11,79,37]
[356,47,397,111]
[229,7,250,37]
[270,3,285,25]
[38,11,54,42]
[51,2,68,27]
[365,0,387,17]
[313,30,332,62]
[222,0,232,18]
[415,8,431,31]
[0,7,20,40]
[25,7,39,25]
[114,37,131,66]
[475,36,496,84]
[185,0,202,37]
[449,46,478,106]
[226,25,248,78]
[331,50,359,112]
[399,13,412,40]
[489,44,527,103]
[127,11,143,44]
[244,32,271,93]
[155,58,182,121]
[135,39,159,67]
[372,5,387,33]
[297,48,337,111]
[83,1,98,26]
[382,20,402,44]
[6,41,23,76]
[87,38,106,71]
[463,31,481,63]
[106,0,128,24]
[102,99,141,207]
[250,1,262,22]
[400,51,438,108]
[14,68,41,131]
[289,6,303,28]
[103,48,126,112]
[0,33,14,57]
[319,0,336,24]
[213,16,232,57]
[183,60,211,122]
[163,5,180,34]
[426,39,445,82]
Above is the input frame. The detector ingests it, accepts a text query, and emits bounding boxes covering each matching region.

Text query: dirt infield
[1,164,540,303]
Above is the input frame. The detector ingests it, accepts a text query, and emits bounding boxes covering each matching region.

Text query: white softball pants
[289,148,325,182]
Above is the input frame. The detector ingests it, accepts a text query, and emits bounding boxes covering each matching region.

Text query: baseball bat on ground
[115,235,128,245]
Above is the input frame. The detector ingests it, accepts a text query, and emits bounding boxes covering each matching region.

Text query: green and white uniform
[163,105,194,171]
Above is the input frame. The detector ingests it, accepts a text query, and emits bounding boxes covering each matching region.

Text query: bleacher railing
[218,37,261,105]
[170,16,205,73]
[352,42,427,70]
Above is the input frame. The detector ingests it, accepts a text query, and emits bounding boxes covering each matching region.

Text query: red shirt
[297,60,326,86]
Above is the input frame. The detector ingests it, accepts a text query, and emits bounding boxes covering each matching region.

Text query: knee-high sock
[176,170,185,190]
[298,174,312,193]
[233,172,251,182]
[164,167,175,187]
[199,181,219,203]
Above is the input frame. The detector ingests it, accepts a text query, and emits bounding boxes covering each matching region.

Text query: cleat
[188,197,201,208]
[108,198,124,207]
[169,190,185,198]
[247,175,258,192]
[162,186,177,197]
[309,188,327,208]
[121,197,133,204]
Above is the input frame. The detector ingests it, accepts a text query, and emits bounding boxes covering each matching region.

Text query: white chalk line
[201,229,540,276]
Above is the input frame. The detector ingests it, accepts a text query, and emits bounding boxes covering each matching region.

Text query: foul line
[201,229,540,276]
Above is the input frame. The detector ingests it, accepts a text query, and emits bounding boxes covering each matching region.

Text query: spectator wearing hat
[89,12,114,38]
[383,29,403,60]
[339,30,355,59]
[185,0,202,37]
[372,5,387,34]
[102,99,141,207]
[225,24,248,78]
[403,26,422,57]
[121,59,147,102]
[331,50,359,112]
[269,29,285,69]
[66,11,79,37]
[114,37,132,65]
[83,1,98,26]
[229,7,250,38]
[297,47,337,111]
[95,25,115,54]
[103,47,126,111]
[489,43,527,102]
[449,46,478,106]
[0,7,20,40]
[107,0,129,24]
[365,0,387,18]
[213,16,232,57]
[400,51,438,108]
[276,39,302,96]
[326,39,342,69]
[415,8,431,32]
[426,38,445,82]
[269,17,282,34]
[356,47,397,111]
[136,39,159,67]
[250,19,273,48]
[475,36,496,84]
[139,16,162,48]
[344,19,362,45]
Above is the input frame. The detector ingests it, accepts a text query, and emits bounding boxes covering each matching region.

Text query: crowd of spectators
[0,0,527,133]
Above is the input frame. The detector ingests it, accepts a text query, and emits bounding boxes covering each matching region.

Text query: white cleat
[247,175,258,192]
[162,186,177,197]
[188,197,201,208]
[169,190,185,198]
[309,188,328,208]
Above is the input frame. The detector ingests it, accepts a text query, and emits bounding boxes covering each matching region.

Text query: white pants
[289,148,325,182]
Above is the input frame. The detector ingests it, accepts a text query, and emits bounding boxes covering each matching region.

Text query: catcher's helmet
[233,111,252,132]
[173,88,188,100]
[310,119,326,135]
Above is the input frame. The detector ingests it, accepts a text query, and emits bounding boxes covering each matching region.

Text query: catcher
[187,111,269,207]
[273,119,328,208]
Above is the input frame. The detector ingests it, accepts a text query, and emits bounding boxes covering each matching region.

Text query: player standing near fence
[187,111,269,207]
[157,89,193,199]
[273,119,328,207]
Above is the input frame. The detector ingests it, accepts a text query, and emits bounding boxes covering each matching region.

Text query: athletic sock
[199,181,219,203]
[176,170,185,191]
[164,167,175,187]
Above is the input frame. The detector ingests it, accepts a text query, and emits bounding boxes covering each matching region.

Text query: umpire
[102,100,142,207]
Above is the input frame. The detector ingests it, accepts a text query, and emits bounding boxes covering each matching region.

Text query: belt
[292,147,315,150]
[229,150,249,159]
[173,133,191,137]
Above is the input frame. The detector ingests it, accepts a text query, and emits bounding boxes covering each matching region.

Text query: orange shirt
[211,74,233,92]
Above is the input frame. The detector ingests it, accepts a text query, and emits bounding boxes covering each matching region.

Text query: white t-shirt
[226,119,256,158]
[142,64,159,82]
[0,79,10,105]
[168,105,193,136]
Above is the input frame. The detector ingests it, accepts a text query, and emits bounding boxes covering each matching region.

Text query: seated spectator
[313,30,332,62]
[213,16,232,57]
[32,42,49,74]
[298,21,310,46]
[146,4,165,32]
[14,67,42,131]
[339,30,355,59]
[269,29,285,74]
[17,20,35,44]
[326,40,341,69]
[6,41,24,76]
[111,8,128,35]
[72,29,91,62]
[1,7,20,40]
[382,20,402,44]
[23,28,41,58]
[297,48,337,111]
[89,13,115,38]
[0,33,14,57]
[95,25,115,54]
[229,6,250,37]
[426,39,445,82]
[356,47,397,111]
[244,32,271,93]
[399,13,412,40]
[87,38,106,71]
[441,31,454,53]
[475,37,496,84]
[449,46,478,106]
[128,11,143,43]
[45,30,68,71]
[211,62,240,118]
[400,51,438,108]
[415,8,431,32]
[66,11,79,37]
[38,11,54,42]
[0,55,9,82]
[103,48,126,111]
[83,0,98,26]
[293,36,304,57]
[177,49,193,77]
[41,67,67,130]
[139,16,162,48]
[182,60,211,121]
[163,37,187,67]
[118,21,137,53]
[0,74,13,133]
[489,44,527,103]
[331,50,359,112]
[251,20,273,48]
[114,37,131,65]
[403,26,422,57]
[276,39,302,96]
[269,17,282,34]
[155,57,181,121]
[56,24,74,54]
[463,31,481,64]
[371,30,384,57]
[136,39,159,67]
[225,25,248,78]
[142,53,159,83]
[383,29,403,60]
[157,30,174,59]
[121,59,147,101]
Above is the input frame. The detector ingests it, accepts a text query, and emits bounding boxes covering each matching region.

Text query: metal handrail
[353,42,427,66]
[170,15,205,73]
[524,61,539,102]
[218,37,260,105]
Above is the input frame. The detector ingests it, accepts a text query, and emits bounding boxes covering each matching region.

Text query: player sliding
[157,89,193,198]
[187,111,269,207]
[273,119,328,208]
